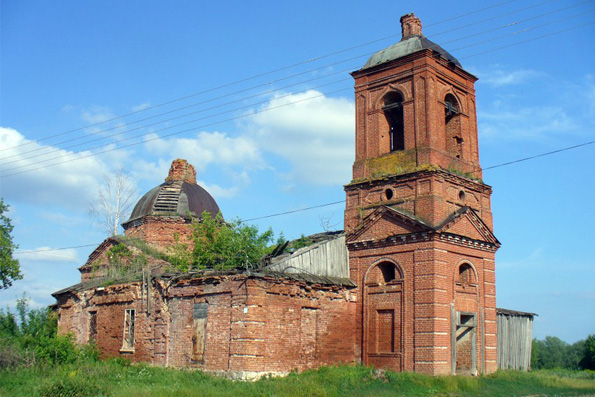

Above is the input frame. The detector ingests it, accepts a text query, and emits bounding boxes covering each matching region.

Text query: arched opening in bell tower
[445,94,463,158]
[383,92,405,152]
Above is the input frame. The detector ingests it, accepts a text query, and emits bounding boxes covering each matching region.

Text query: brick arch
[452,260,479,287]
[362,258,405,371]
[438,86,466,115]
[364,259,404,285]
[373,84,410,111]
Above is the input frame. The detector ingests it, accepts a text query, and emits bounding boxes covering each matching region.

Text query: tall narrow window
[192,303,208,363]
[122,309,135,350]
[383,92,404,152]
[445,94,463,158]
[88,311,97,344]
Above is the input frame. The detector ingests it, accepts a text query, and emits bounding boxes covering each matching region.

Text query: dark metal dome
[122,159,221,228]
[360,13,462,71]
[124,181,221,225]
[361,36,461,71]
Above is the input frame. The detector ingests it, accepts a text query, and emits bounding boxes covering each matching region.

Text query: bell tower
[345,14,499,375]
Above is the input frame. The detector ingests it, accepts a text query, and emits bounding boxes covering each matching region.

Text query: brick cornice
[347,230,498,253]
[345,168,490,193]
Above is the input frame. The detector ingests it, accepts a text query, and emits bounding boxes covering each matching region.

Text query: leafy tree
[580,334,595,370]
[532,335,594,370]
[180,211,274,271]
[532,336,569,369]
[0,199,21,289]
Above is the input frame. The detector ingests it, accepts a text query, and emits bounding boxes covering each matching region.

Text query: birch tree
[90,168,139,236]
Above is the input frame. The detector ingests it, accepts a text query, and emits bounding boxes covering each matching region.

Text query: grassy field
[1,361,594,396]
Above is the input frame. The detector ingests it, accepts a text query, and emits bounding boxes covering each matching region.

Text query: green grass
[1,362,594,396]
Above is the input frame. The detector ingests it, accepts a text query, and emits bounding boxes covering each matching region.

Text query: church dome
[123,159,221,227]
[360,13,461,71]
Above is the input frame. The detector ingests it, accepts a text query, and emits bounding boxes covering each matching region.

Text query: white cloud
[0,127,128,211]
[16,247,79,263]
[478,104,579,142]
[245,90,355,185]
[471,65,542,87]
[80,105,115,124]
[132,102,151,112]
[143,131,263,172]
[197,180,238,199]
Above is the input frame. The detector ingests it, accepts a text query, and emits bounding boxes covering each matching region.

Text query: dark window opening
[458,263,474,285]
[89,311,97,344]
[445,94,459,120]
[385,188,394,201]
[383,92,404,152]
[445,94,463,158]
[378,262,397,283]
[458,190,466,202]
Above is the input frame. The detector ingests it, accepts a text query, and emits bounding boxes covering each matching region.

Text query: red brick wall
[55,274,357,376]
[124,216,193,250]
[351,51,481,180]
[345,170,493,234]
[347,234,497,375]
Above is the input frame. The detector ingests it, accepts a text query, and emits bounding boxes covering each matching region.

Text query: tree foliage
[580,335,595,370]
[0,295,99,368]
[532,335,595,370]
[0,199,21,289]
[170,212,274,271]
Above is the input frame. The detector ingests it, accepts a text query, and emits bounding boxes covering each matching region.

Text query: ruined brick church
[53,14,500,377]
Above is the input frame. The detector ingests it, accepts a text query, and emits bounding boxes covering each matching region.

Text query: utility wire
[13,138,594,255]
[0,87,352,178]
[0,0,569,154]
[2,5,590,173]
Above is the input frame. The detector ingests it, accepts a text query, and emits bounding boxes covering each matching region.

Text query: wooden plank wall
[267,236,349,278]
[497,313,534,371]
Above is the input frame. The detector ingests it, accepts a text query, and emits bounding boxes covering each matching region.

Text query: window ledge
[119,348,135,354]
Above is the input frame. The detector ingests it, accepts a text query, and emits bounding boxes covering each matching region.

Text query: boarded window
[376,309,395,353]
[88,311,97,344]
[192,303,208,363]
[301,307,318,360]
[122,309,135,350]
[455,312,476,375]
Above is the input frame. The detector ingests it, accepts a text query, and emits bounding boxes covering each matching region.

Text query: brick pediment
[437,207,499,246]
[346,206,432,243]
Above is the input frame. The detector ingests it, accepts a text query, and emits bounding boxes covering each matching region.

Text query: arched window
[445,94,463,158]
[458,263,476,285]
[383,92,404,152]
[378,262,396,283]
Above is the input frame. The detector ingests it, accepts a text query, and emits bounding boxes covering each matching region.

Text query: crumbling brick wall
[55,273,357,377]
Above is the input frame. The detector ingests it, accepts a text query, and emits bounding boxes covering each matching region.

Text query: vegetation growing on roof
[170,211,275,272]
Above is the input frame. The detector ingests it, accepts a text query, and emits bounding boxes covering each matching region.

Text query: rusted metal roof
[122,181,221,227]
[497,308,538,317]
[360,36,462,71]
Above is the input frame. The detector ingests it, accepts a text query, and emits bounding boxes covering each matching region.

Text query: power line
[3,9,591,175]
[13,138,594,255]
[0,87,352,178]
[0,0,567,155]
[483,140,595,170]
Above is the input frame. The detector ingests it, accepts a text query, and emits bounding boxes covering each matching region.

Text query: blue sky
[0,0,593,343]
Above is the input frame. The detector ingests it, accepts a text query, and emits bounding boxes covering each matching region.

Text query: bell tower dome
[345,14,499,376]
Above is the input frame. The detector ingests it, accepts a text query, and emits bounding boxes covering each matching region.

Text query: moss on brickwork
[366,149,417,178]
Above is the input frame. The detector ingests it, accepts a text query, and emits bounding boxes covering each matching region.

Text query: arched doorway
[363,261,404,371]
